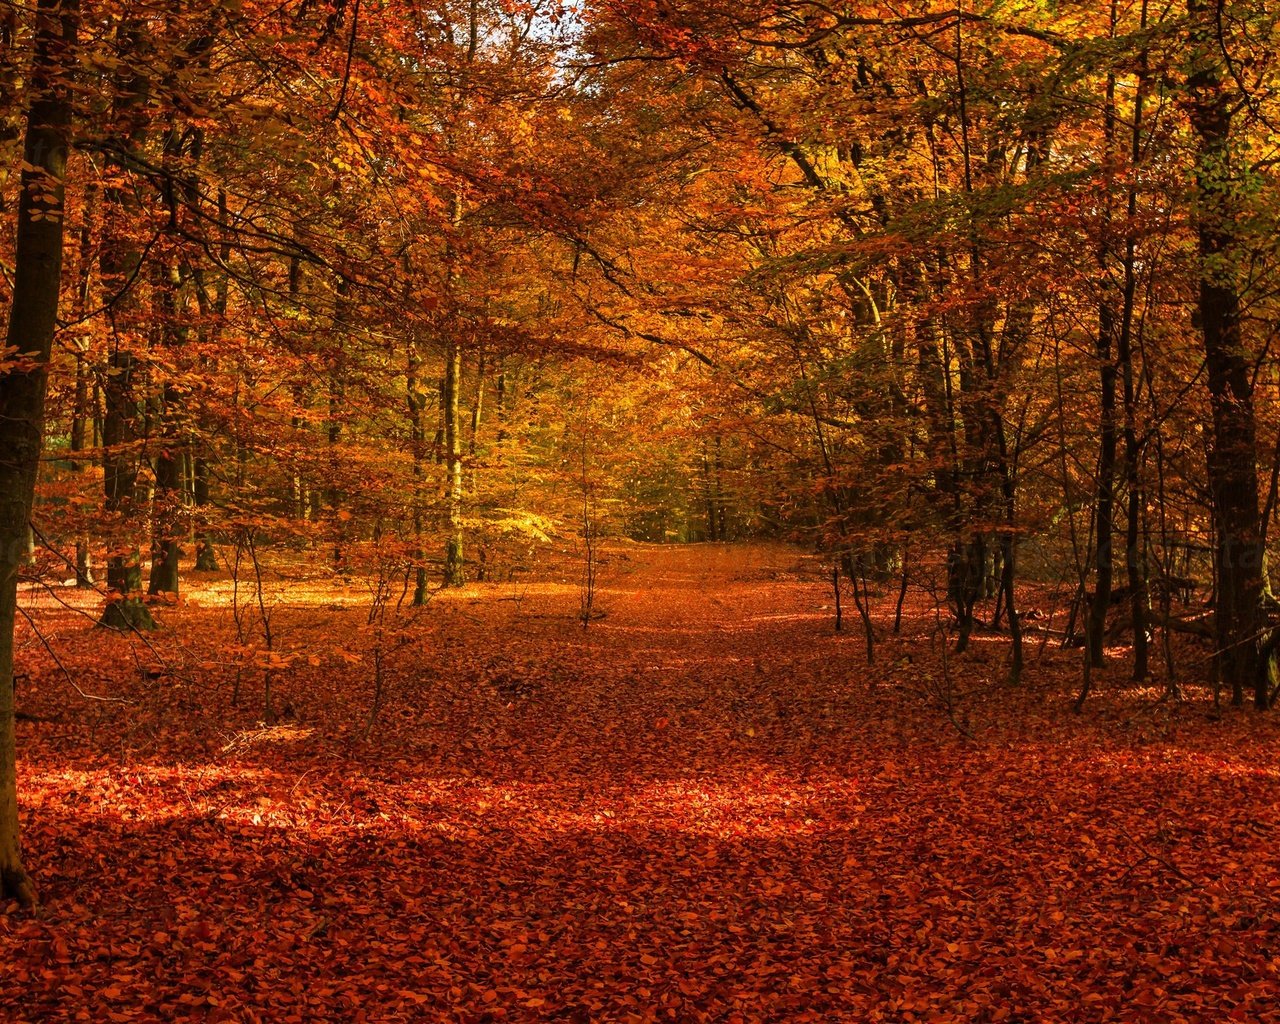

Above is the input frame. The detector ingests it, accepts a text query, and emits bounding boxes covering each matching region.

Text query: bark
[98,18,154,630]
[1185,0,1275,707]
[328,280,348,573]
[443,336,465,587]
[148,260,186,596]
[100,350,154,630]
[70,181,97,588]
[186,187,228,571]
[0,0,78,907]
[192,457,218,570]
[701,441,719,541]
[1087,71,1120,670]
[147,383,183,596]
[495,361,508,443]
[148,116,197,596]
[1118,2,1151,681]
[713,435,728,541]
[407,335,429,605]
[469,352,485,456]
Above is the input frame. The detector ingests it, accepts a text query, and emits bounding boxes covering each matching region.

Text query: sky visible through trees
[2,1,1280,1019]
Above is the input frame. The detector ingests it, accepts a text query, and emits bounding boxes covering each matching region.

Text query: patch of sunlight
[596,624,694,636]
[169,582,364,610]
[221,724,316,755]
[380,773,865,841]
[435,582,580,600]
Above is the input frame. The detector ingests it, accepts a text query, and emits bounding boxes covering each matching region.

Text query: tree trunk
[443,336,465,587]
[1087,67,1120,670]
[1185,0,1275,707]
[147,379,182,596]
[148,259,186,596]
[0,0,78,907]
[713,434,728,541]
[70,182,97,588]
[100,350,154,630]
[192,456,218,570]
[407,336,429,605]
[701,442,718,541]
[98,18,154,631]
[148,120,194,597]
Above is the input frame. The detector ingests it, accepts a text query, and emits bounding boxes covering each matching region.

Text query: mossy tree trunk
[1186,0,1277,707]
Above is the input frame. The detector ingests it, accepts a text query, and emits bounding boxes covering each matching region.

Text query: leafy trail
[3,544,1279,1023]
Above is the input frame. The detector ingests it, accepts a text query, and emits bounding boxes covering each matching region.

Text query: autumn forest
[2,0,1280,1020]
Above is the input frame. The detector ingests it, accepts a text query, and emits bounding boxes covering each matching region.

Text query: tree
[0,0,78,907]
[1184,0,1277,707]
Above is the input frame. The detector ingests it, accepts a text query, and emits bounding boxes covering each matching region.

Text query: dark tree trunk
[0,0,78,907]
[70,181,97,588]
[713,434,728,541]
[407,335,429,605]
[98,19,154,631]
[148,119,195,597]
[100,350,154,630]
[192,456,218,570]
[1185,0,1275,707]
[148,259,186,596]
[147,380,183,596]
[1088,263,1119,670]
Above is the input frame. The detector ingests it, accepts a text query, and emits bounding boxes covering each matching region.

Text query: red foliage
[2,544,1278,1022]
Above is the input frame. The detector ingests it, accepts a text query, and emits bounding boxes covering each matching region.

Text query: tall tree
[0,0,78,906]
[1184,0,1277,707]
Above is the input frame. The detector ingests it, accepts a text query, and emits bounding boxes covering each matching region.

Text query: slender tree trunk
[701,442,718,541]
[714,434,727,541]
[996,418,1022,685]
[328,280,348,574]
[148,113,197,596]
[443,336,465,587]
[192,455,217,569]
[0,0,78,907]
[70,181,97,587]
[328,375,344,571]
[949,332,988,655]
[1120,341,1147,680]
[1088,66,1121,669]
[100,349,154,629]
[407,336,429,604]
[71,341,95,587]
[148,258,185,596]
[98,18,154,630]
[495,361,508,443]
[186,188,227,571]
[147,400,182,595]
[146,112,186,596]
[469,352,485,456]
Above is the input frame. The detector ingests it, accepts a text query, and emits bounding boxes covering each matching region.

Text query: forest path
[5,543,1280,1021]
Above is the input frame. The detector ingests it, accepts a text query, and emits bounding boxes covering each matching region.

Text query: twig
[16,606,132,705]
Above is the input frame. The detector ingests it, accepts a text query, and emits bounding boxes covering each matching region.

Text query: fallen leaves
[4,544,1280,1022]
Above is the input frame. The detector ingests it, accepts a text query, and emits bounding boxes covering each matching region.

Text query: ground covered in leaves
[3,543,1279,1022]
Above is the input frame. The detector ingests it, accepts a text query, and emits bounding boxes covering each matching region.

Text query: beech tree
[1184,0,1278,707]
[1,0,77,907]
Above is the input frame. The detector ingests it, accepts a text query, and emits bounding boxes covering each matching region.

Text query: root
[1,865,37,909]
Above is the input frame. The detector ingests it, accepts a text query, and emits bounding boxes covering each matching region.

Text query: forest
[2,0,1280,1020]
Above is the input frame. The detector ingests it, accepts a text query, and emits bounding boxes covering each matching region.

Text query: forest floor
[3,542,1280,1023]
